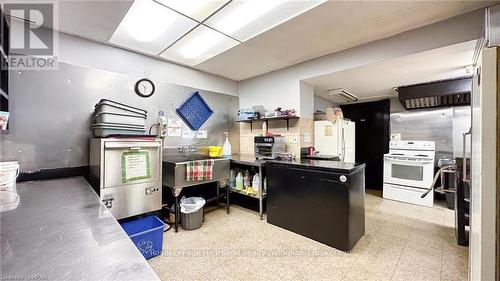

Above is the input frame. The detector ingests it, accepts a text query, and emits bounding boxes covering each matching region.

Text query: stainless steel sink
[162,154,230,189]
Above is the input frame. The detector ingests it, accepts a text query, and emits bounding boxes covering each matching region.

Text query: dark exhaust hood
[397,77,472,110]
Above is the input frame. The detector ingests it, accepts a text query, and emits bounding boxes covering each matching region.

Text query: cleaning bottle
[222,132,232,156]
[252,174,260,195]
[243,170,251,188]
[235,172,243,191]
[229,169,236,189]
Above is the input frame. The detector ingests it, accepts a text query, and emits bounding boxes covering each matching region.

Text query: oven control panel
[389,140,435,151]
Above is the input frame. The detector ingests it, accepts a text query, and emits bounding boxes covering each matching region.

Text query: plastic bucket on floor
[0,191,20,212]
[121,215,165,260]
[0,162,19,193]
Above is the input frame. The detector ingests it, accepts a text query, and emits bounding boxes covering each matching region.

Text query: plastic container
[208,146,222,157]
[0,191,20,212]
[176,92,213,131]
[0,162,19,193]
[92,112,146,127]
[120,215,165,260]
[252,174,260,195]
[96,99,147,117]
[92,124,145,137]
[235,172,243,191]
[229,169,235,188]
[222,132,231,156]
[244,170,251,188]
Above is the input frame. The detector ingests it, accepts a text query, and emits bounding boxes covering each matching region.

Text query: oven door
[383,157,434,189]
[255,143,274,159]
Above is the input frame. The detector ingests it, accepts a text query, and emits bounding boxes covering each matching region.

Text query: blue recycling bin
[121,215,165,259]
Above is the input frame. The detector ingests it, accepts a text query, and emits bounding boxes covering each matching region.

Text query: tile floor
[149,191,468,281]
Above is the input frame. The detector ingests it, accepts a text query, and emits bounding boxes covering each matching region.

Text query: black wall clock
[135,78,155,98]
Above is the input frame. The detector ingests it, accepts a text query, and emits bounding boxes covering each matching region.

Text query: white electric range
[383,140,436,207]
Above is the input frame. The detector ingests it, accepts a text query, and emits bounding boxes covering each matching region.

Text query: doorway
[340,99,390,190]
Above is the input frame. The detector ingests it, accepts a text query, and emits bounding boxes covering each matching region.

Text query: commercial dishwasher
[89,138,162,219]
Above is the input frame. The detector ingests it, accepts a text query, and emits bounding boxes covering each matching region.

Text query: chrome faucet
[178,144,198,153]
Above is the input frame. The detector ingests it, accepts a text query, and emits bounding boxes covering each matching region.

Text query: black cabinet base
[266,164,366,252]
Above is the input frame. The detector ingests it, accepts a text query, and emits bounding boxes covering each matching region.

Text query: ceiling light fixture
[160,25,239,66]
[110,0,197,55]
[205,0,326,41]
[155,0,229,22]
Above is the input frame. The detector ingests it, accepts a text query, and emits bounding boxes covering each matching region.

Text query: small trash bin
[180,196,205,230]
[121,215,165,259]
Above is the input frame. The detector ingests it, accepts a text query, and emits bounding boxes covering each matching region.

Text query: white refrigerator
[314,119,355,162]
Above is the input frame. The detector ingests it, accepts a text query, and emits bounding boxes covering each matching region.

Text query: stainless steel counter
[229,154,266,167]
[0,177,160,281]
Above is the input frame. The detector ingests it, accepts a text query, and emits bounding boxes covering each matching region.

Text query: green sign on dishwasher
[121,151,151,183]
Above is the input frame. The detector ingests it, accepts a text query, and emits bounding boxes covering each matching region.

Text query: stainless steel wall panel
[1,62,239,172]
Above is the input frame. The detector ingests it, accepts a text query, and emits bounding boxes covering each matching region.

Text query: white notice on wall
[196,130,208,139]
[182,130,194,139]
[303,133,311,143]
[167,119,182,128]
[168,127,181,137]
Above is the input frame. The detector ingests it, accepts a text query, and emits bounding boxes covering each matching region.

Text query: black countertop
[266,159,365,174]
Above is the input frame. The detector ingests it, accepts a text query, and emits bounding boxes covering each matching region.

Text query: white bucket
[0,161,19,193]
[0,191,20,212]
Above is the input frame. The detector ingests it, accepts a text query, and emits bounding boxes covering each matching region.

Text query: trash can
[180,197,205,230]
[121,215,165,259]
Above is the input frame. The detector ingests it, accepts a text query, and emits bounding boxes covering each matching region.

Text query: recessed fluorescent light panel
[160,25,239,66]
[110,0,198,55]
[155,0,229,22]
[205,0,326,41]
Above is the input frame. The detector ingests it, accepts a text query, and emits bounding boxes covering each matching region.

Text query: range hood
[397,77,472,110]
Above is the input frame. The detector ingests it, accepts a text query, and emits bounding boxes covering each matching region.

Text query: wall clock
[135,78,155,98]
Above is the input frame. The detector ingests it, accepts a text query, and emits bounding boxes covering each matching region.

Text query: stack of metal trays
[91,99,147,137]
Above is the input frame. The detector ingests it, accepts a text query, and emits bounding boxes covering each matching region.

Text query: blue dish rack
[176,92,214,131]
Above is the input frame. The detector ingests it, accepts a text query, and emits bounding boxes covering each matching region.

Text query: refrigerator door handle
[462,128,471,183]
[341,127,345,162]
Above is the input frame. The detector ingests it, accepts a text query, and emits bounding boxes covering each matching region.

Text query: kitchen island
[0,177,160,281]
[266,159,366,251]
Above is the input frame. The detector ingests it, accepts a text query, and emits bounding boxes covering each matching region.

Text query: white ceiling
[305,39,478,102]
[19,1,499,80]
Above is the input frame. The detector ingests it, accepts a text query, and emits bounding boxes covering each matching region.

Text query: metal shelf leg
[259,166,263,220]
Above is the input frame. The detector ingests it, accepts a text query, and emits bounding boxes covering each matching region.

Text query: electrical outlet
[288,136,298,144]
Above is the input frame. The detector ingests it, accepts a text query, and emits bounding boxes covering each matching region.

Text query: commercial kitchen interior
[0,1,499,281]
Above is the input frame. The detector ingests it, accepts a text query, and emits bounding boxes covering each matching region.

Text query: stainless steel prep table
[0,177,160,281]
[229,154,267,220]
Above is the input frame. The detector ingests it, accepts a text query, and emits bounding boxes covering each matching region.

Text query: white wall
[470,46,497,281]
[57,32,239,96]
[314,95,334,112]
[239,9,484,116]
[300,81,314,118]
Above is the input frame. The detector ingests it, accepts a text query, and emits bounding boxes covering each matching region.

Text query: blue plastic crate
[176,92,214,131]
[120,215,165,260]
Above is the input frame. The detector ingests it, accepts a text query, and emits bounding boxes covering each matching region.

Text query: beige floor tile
[441,252,468,281]
[147,193,470,281]
[343,267,393,281]
[391,242,442,281]
[296,256,353,281]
